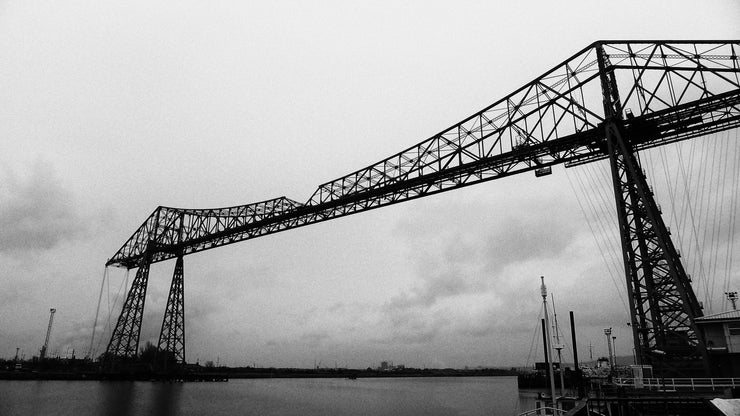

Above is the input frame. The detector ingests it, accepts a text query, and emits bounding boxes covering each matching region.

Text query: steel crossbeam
[106,41,740,269]
[102,41,740,374]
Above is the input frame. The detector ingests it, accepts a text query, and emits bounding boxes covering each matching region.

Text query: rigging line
[694,137,712,264]
[681,138,701,260]
[708,132,730,304]
[525,307,545,369]
[656,144,714,307]
[520,306,545,416]
[698,135,720,311]
[717,129,738,310]
[570,166,624,288]
[106,266,112,335]
[657,145,689,256]
[674,140,697,276]
[96,269,130,356]
[88,266,108,358]
[590,161,627,278]
[672,143,692,272]
[565,168,628,313]
[669,144,685,224]
[657,146,684,249]
[716,131,733,308]
[590,163,624,274]
[551,292,575,364]
[677,137,712,310]
[723,129,740,300]
[675,141,689,236]
[550,293,572,365]
[676,140,697,254]
[584,162,629,293]
[576,163,623,277]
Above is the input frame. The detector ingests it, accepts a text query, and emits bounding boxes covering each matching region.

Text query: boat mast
[541,276,557,407]
[552,294,566,398]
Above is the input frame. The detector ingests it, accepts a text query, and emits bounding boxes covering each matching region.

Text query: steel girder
[106,41,740,269]
[105,259,150,359]
[605,122,707,375]
[157,256,185,364]
[102,41,740,370]
[598,45,710,375]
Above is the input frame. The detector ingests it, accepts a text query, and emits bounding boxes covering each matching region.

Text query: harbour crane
[40,308,56,360]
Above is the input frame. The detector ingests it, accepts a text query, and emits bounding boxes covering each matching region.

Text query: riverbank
[0,363,518,381]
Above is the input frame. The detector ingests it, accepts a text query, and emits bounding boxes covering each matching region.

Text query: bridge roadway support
[105,258,151,359]
[157,255,186,365]
[605,122,709,376]
[105,255,187,369]
[595,44,710,376]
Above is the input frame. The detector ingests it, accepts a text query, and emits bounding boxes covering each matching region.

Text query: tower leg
[106,259,151,359]
[157,256,185,364]
[605,122,708,376]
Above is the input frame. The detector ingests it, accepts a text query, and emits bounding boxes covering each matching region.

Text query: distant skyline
[1,0,739,369]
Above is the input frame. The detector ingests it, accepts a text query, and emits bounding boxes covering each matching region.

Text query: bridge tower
[99,41,740,377]
[597,45,710,374]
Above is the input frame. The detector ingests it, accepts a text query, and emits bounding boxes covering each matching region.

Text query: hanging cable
[574,164,626,300]
[676,138,712,310]
[88,266,108,359]
[722,129,740,307]
[706,132,729,304]
[525,307,545,369]
[565,167,629,313]
[95,268,130,356]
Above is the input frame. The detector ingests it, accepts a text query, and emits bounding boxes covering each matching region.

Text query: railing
[586,397,710,416]
[613,377,740,391]
[516,406,568,416]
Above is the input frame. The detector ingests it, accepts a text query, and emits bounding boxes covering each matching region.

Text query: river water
[0,376,540,416]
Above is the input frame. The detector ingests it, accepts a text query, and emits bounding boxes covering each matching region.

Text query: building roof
[694,309,740,323]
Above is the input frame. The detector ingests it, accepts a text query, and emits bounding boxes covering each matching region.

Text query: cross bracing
[102,40,740,375]
[106,41,739,269]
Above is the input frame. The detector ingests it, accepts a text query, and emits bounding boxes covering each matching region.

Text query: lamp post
[612,336,617,368]
[604,328,613,371]
[726,292,738,310]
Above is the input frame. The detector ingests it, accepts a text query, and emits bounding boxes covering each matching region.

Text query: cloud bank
[0,162,83,253]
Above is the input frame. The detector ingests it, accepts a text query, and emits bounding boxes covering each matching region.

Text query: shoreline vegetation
[1,357,520,381]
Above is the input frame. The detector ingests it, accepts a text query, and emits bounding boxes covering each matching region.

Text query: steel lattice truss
[106,260,150,358]
[107,40,740,269]
[103,41,740,373]
[605,122,706,373]
[157,256,185,364]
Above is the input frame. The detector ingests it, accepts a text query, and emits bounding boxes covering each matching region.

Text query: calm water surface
[0,376,539,416]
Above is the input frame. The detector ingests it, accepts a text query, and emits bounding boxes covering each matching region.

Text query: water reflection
[150,382,182,416]
[96,381,136,416]
[1,376,525,416]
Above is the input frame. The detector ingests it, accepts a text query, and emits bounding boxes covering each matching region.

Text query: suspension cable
[565,167,628,313]
[722,129,740,308]
[87,266,108,359]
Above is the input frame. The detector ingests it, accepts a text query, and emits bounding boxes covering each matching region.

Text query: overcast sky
[1,1,738,368]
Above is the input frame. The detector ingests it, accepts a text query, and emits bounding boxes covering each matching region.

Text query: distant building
[380,361,389,371]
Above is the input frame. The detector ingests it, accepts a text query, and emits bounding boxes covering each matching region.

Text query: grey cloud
[482,215,577,275]
[388,203,580,312]
[387,269,483,310]
[300,330,331,346]
[0,162,84,253]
